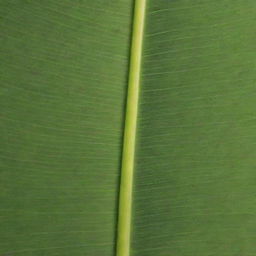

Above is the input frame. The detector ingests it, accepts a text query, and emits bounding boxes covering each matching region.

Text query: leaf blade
[0,1,133,255]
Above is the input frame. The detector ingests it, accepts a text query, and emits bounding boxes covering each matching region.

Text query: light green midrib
[116,1,146,256]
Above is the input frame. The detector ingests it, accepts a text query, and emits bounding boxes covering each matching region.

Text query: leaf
[131,1,256,256]
[1,1,256,256]
[0,1,133,255]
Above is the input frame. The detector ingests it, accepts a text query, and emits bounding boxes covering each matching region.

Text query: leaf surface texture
[1,1,256,256]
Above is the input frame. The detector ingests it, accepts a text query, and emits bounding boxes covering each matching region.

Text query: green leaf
[0,1,133,255]
[1,1,256,256]
[132,1,256,255]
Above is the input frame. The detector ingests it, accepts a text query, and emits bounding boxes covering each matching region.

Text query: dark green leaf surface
[0,1,133,255]
[132,1,256,255]
[1,1,256,256]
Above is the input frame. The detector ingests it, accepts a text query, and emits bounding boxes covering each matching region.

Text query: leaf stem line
[116,1,146,256]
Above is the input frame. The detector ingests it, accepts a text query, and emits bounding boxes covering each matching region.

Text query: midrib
[116,1,146,256]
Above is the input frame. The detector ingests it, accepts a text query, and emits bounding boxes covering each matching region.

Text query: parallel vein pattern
[0,1,133,255]
[132,0,256,255]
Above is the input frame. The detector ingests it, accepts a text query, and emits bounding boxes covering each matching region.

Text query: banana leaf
[1,1,256,256]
